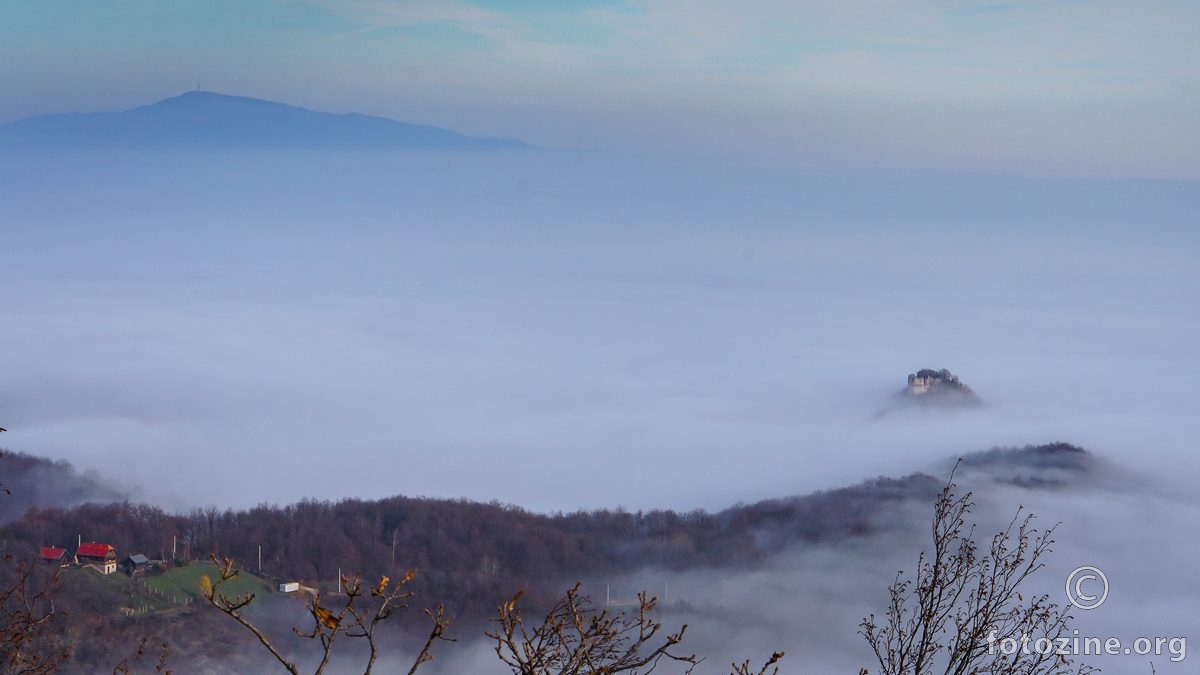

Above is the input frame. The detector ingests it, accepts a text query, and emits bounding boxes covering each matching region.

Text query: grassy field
[146,561,272,603]
[59,561,288,620]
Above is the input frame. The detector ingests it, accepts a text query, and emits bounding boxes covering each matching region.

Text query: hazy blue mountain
[0,91,537,151]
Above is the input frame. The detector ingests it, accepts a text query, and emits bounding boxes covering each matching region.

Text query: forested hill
[0,451,126,522]
[0,443,1094,624]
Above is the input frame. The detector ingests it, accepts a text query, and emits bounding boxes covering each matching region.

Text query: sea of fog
[1,150,1198,672]
[0,151,1195,514]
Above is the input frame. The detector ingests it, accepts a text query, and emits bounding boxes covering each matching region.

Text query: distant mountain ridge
[0,91,537,151]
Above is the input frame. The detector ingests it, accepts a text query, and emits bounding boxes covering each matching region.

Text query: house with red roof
[39,546,69,565]
[75,542,117,574]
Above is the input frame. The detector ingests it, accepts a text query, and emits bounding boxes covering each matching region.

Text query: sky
[2,0,1198,175]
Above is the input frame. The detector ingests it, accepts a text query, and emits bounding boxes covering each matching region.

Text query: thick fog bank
[0,151,1196,515]
[370,447,1199,673]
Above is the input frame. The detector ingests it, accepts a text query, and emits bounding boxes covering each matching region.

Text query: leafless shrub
[0,555,67,672]
[111,637,171,674]
[199,555,451,675]
[489,582,784,675]
[860,462,1097,675]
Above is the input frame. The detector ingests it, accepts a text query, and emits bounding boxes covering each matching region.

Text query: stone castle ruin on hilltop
[906,368,967,395]
[899,368,983,407]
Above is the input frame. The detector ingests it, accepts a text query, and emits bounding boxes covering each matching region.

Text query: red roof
[76,543,114,558]
[39,546,67,560]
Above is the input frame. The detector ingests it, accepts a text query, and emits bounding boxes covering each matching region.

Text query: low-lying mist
[1,148,1194,671]
[297,446,1198,673]
[1,151,1194,514]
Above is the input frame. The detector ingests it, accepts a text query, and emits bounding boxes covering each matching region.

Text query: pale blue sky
[2,0,1197,175]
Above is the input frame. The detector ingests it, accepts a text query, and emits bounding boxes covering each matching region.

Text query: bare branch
[859,462,1097,675]
[202,556,446,675]
[200,555,299,675]
[488,581,775,675]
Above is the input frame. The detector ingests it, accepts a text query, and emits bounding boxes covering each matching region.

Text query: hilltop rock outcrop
[874,367,983,417]
[901,368,983,406]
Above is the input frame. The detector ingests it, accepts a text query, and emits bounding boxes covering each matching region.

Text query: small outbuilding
[39,546,70,565]
[123,553,151,576]
[278,581,300,593]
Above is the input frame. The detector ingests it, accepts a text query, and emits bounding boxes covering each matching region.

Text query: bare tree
[859,463,1096,675]
[111,637,171,675]
[0,555,67,675]
[199,556,451,675]
[489,582,784,675]
[0,442,68,674]
[730,652,785,675]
